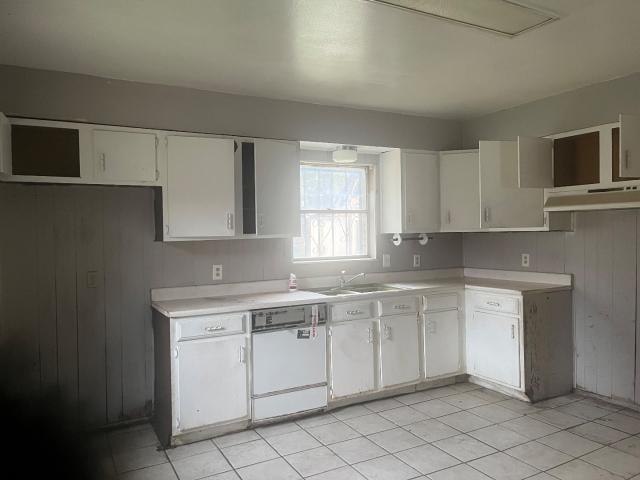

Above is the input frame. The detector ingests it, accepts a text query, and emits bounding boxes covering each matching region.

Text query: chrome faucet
[339,270,365,288]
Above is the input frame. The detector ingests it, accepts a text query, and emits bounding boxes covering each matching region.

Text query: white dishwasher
[251,304,328,421]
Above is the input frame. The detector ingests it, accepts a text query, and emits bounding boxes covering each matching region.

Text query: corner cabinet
[152,310,250,447]
[164,135,236,239]
[465,289,572,401]
[380,149,440,234]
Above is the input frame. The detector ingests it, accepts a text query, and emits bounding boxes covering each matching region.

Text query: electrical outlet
[86,271,98,288]
[521,253,530,268]
[413,254,421,268]
[212,264,223,281]
[382,254,391,268]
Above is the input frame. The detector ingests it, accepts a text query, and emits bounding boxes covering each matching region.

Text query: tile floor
[97,383,640,480]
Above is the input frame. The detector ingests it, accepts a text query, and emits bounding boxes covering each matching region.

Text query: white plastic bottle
[288,273,298,291]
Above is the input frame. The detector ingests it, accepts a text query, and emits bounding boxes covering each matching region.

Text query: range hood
[545,187,640,212]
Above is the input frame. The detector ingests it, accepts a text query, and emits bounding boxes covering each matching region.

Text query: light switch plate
[382,254,391,268]
[413,254,421,268]
[213,265,223,281]
[86,270,98,288]
[521,253,530,268]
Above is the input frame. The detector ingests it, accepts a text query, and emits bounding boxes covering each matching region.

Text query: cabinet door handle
[205,325,225,332]
[99,153,106,171]
[487,301,501,307]
[367,327,374,343]
[511,324,515,339]
[383,324,392,340]
[347,310,364,316]
[625,150,630,170]
[239,345,246,363]
[483,207,491,223]
[258,213,264,230]
[393,304,411,310]
[226,213,234,230]
[429,321,437,334]
[447,210,452,224]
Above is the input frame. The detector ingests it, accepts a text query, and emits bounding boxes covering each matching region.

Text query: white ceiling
[1,0,639,118]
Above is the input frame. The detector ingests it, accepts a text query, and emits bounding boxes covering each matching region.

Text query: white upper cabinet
[439,150,481,231]
[0,113,10,175]
[253,139,300,236]
[380,149,440,233]
[166,135,236,239]
[619,114,640,178]
[479,141,544,229]
[93,129,158,183]
[517,136,554,188]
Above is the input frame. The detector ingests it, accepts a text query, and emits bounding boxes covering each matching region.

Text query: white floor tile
[236,458,301,480]
[597,413,640,435]
[113,445,168,473]
[307,422,361,445]
[255,421,302,439]
[557,400,613,421]
[353,454,420,480]
[442,393,491,410]
[582,446,640,478]
[548,459,624,480]
[403,419,460,443]
[116,463,177,480]
[285,446,347,477]
[172,449,232,480]
[220,438,279,469]
[364,398,405,413]
[411,399,461,418]
[500,416,559,440]
[504,441,572,470]
[307,465,367,480]
[344,413,396,435]
[438,411,494,433]
[427,463,492,480]
[469,452,539,480]
[329,437,387,464]
[569,422,631,445]
[378,406,429,427]
[165,440,216,462]
[528,409,586,429]
[213,430,260,449]
[333,405,372,421]
[433,434,497,462]
[537,430,603,457]
[394,444,460,474]
[468,404,521,423]
[468,425,530,451]
[496,399,546,415]
[367,427,425,453]
[297,413,340,429]
[612,437,640,458]
[266,429,322,456]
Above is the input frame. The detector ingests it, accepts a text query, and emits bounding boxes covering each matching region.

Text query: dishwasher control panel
[251,304,327,332]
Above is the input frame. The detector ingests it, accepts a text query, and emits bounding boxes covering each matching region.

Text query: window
[293,164,370,260]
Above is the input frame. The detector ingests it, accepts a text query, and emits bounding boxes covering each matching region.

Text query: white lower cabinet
[175,334,249,432]
[328,319,377,399]
[379,314,421,388]
[424,310,461,378]
[467,309,521,388]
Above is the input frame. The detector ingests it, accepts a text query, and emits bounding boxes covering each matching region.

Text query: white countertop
[152,271,571,318]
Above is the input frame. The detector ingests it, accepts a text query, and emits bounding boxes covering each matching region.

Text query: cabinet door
[93,130,157,182]
[619,114,640,177]
[424,310,460,378]
[0,113,10,175]
[403,151,440,232]
[467,310,520,388]
[175,335,248,432]
[329,320,377,398]
[440,151,481,230]
[479,141,544,229]
[380,315,420,388]
[254,139,300,236]
[166,136,235,238]
[517,136,553,188]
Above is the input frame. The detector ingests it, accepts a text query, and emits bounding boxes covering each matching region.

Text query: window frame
[293,160,376,263]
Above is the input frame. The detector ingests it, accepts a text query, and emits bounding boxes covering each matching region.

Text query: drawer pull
[393,304,411,310]
[347,310,364,315]
[486,301,501,307]
[239,345,246,363]
[511,325,515,339]
[205,325,226,332]
[367,327,374,343]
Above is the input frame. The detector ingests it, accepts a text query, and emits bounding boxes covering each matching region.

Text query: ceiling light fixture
[333,145,358,163]
[367,0,558,37]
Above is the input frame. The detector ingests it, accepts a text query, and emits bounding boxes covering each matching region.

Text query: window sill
[293,257,377,265]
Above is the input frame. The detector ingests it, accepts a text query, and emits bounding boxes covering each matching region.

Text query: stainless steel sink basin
[309,284,401,296]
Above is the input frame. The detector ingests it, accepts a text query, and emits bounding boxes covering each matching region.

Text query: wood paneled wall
[464,210,639,404]
[0,183,155,427]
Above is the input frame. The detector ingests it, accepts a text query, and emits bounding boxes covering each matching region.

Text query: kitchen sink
[309,284,402,296]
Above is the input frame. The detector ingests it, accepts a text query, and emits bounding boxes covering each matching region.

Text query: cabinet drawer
[423,293,459,312]
[331,301,376,321]
[176,312,247,341]
[472,292,519,315]
[379,296,419,316]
